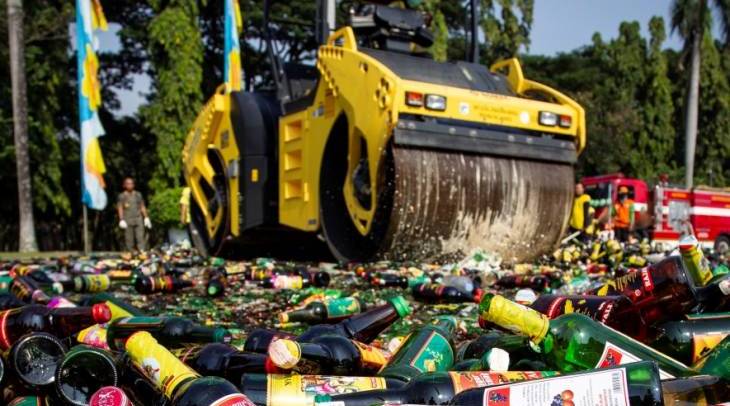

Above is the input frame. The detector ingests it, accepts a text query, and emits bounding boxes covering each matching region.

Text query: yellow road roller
[182,0,586,262]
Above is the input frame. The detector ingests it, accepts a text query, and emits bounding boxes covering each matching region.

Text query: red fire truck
[581,173,730,253]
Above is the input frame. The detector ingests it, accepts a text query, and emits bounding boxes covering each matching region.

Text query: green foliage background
[1,0,729,250]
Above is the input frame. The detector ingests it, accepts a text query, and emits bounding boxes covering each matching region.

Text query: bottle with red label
[125,331,254,406]
[585,256,730,321]
[0,303,111,350]
[529,294,648,340]
[479,294,693,379]
[447,361,663,406]
[313,371,557,406]
[268,335,391,375]
[134,275,193,294]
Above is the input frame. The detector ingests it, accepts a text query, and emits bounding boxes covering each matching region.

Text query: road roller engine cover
[182,0,586,263]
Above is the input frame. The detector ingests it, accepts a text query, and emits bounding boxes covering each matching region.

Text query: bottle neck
[342,303,398,342]
[480,295,550,345]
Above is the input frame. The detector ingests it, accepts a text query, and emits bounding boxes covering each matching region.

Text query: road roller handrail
[490,58,586,153]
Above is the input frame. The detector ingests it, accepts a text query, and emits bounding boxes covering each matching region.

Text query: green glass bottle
[279,297,365,324]
[288,288,343,306]
[448,361,663,406]
[479,294,693,379]
[378,316,457,382]
[314,371,557,406]
[650,312,730,365]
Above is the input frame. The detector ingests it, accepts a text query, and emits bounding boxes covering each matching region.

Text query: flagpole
[83,205,89,254]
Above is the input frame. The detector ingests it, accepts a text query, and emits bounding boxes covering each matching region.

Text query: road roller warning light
[183,0,585,263]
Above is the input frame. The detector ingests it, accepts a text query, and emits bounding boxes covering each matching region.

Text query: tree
[670,0,730,188]
[481,0,534,61]
[6,0,37,251]
[143,0,204,191]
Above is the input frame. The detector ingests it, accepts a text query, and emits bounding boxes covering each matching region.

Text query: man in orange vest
[612,186,634,242]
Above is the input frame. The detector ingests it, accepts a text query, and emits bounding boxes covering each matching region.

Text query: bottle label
[125,331,200,398]
[692,333,728,363]
[352,340,391,369]
[543,297,617,323]
[593,268,654,302]
[449,371,557,394]
[482,295,549,343]
[268,374,386,406]
[325,297,361,318]
[595,341,675,380]
[273,275,303,289]
[77,324,110,350]
[268,339,302,370]
[480,368,629,406]
[76,274,111,292]
[209,393,255,406]
[409,331,454,373]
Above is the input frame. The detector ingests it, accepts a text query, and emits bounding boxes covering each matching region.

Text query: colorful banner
[224,0,243,91]
[77,0,108,210]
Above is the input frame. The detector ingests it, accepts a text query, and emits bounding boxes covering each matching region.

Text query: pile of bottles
[0,234,727,405]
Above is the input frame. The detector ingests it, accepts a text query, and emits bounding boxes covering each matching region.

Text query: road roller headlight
[538,111,558,126]
[425,94,447,111]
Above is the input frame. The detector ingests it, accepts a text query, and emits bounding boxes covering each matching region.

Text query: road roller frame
[183,0,586,261]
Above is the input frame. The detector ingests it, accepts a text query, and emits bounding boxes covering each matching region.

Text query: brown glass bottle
[585,256,729,325]
[268,335,390,375]
[530,294,648,340]
[10,276,51,304]
[411,283,481,304]
[179,343,280,383]
[0,293,26,310]
[106,316,231,351]
[134,275,193,294]
[0,303,111,350]
[495,274,550,291]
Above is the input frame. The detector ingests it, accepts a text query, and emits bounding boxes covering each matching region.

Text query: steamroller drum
[320,123,395,262]
[379,146,574,263]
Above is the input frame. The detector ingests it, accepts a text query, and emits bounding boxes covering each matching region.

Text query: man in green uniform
[117,177,151,251]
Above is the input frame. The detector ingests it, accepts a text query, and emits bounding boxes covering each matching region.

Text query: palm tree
[6,0,38,252]
[671,0,730,189]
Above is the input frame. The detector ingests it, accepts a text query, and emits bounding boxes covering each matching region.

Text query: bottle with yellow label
[240,373,403,406]
[649,312,730,365]
[314,370,557,406]
[268,335,391,375]
[479,294,693,379]
[124,331,254,406]
[378,316,457,382]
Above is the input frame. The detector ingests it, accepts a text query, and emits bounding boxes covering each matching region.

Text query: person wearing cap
[612,186,635,242]
[569,182,592,241]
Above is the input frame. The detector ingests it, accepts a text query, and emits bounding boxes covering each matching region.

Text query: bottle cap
[387,295,411,317]
[484,347,510,372]
[514,289,537,305]
[92,303,112,323]
[207,284,221,296]
[89,386,131,406]
[268,339,301,369]
[278,312,290,323]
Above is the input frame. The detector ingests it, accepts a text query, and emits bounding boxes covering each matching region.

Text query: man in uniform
[569,182,592,241]
[117,177,151,251]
